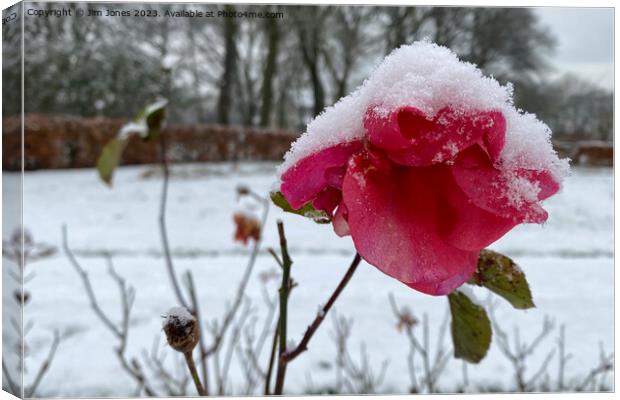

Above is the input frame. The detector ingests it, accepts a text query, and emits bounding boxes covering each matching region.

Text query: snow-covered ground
[4,163,613,396]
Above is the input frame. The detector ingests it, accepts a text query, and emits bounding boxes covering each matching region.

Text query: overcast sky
[535,7,613,90]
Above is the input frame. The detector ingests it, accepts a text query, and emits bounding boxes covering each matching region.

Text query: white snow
[163,306,194,327]
[8,163,612,396]
[278,41,570,207]
[117,121,146,140]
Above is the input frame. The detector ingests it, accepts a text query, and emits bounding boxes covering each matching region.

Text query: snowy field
[3,162,613,396]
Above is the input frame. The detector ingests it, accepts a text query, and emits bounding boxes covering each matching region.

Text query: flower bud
[162,307,200,354]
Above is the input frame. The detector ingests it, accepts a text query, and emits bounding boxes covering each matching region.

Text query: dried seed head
[162,307,200,353]
[396,306,418,332]
[236,185,251,197]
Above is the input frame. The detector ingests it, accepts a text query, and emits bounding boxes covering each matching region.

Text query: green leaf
[121,99,168,141]
[270,191,330,224]
[97,137,128,186]
[448,290,492,364]
[143,98,167,140]
[468,249,535,310]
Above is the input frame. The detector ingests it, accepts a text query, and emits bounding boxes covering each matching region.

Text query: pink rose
[277,42,568,296]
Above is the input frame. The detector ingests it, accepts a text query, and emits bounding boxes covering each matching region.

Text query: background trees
[9,3,612,142]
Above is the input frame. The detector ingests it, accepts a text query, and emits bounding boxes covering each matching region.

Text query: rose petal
[365,106,506,167]
[312,186,342,216]
[332,202,351,237]
[281,141,363,209]
[451,145,551,223]
[342,152,478,296]
[516,169,561,201]
[432,166,519,251]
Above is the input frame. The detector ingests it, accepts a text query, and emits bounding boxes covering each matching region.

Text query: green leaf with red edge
[97,137,128,186]
[270,191,330,224]
[448,290,492,364]
[468,249,535,310]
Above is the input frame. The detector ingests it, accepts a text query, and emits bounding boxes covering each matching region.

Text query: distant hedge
[2,115,298,171]
[1,115,611,171]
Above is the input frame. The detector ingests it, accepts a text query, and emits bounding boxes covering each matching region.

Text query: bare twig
[575,345,613,391]
[25,331,60,398]
[556,324,572,391]
[264,318,279,395]
[489,302,555,392]
[2,359,18,395]
[158,134,190,310]
[389,294,451,393]
[219,300,253,394]
[63,225,157,396]
[62,226,120,337]
[204,193,270,358]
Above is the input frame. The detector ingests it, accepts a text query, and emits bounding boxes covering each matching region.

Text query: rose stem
[183,351,207,396]
[274,221,292,395]
[273,228,362,395]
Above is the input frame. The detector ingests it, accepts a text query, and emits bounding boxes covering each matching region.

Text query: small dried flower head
[162,307,199,353]
[236,185,251,197]
[396,306,418,332]
[233,212,261,245]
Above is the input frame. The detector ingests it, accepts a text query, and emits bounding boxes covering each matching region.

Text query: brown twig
[283,253,362,363]
[273,221,293,395]
[272,226,362,396]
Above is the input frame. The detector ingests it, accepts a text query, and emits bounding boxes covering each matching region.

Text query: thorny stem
[272,224,362,396]
[274,221,292,395]
[284,253,361,363]
[184,351,207,396]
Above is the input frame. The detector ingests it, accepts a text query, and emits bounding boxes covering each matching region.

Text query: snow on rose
[276,41,569,296]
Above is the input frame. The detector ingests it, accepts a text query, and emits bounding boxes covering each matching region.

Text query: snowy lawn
[5,163,613,396]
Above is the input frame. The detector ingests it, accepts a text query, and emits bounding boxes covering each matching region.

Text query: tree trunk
[259,12,280,127]
[217,5,237,124]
